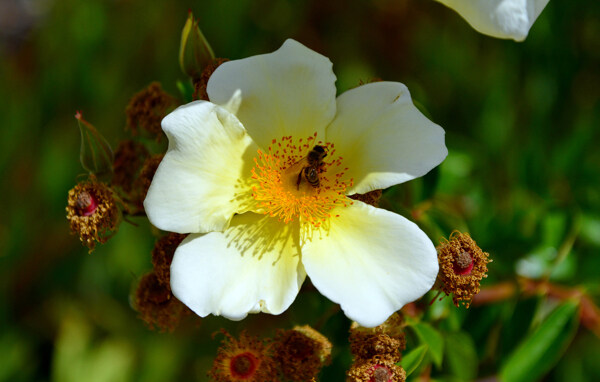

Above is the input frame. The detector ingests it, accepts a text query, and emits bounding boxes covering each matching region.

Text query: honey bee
[294,145,327,189]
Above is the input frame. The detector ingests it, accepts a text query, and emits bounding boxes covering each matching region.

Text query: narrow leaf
[444,331,478,380]
[400,344,428,377]
[500,300,579,382]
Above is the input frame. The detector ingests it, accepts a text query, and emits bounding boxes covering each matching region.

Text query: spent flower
[133,271,189,332]
[349,313,406,362]
[436,231,492,307]
[144,39,447,327]
[125,82,176,139]
[273,325,332,381]
[66,178,119,252]
[209,331,277,382]
[346,355,406,382]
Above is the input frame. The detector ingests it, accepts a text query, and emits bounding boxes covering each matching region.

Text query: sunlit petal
[144,100,258,233]
[171,212,305,320]
[301,201,438,327]
[326,82,447,195]
[207,39,337,149]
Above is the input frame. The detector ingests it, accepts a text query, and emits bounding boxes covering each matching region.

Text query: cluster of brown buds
[133,233,190,331]
[66,81,176,252]
[66,11,228,254]
[347,313,407,382]
[66,11,235,337]
[209,326,332,382]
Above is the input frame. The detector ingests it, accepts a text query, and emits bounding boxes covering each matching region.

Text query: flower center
[251,133,353,229]
[230,352,259,378]
[370,364,393,382]
[453,251,474,275]
[75,190,98,216]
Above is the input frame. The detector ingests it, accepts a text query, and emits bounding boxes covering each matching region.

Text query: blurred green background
[1,0,599,381]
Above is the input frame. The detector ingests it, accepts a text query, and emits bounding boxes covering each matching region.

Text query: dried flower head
[209,331,277,382]
[135,154,163,204]
[348,189,383,207]
[152,232,187,289]
[193,58,229,101]
[125,82,176,138]
[347,355,406,382]
[66,179,119,252]
[134,272,188,332]
[273,325,332,381]
[436,231,491,307]
[111,140,149,193]
[349,313,406,362]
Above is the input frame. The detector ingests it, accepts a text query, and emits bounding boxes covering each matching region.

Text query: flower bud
[179,10,215,81]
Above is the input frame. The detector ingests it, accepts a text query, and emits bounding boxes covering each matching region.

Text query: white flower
[144,39,447,327]
[436,0,549,41]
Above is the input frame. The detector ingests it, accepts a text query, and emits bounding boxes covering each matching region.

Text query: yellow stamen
[251,133,353,229]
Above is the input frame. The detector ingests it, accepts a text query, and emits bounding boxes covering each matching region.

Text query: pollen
[250,133,353,229]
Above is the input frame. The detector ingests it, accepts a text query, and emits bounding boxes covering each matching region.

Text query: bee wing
[285,156,309,173]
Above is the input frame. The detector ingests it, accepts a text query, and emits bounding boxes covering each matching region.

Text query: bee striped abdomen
[305,167,320,187]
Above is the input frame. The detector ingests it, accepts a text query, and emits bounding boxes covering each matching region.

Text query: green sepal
[76,111,114,178]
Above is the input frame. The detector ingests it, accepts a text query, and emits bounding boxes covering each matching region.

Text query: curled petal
[170,213,306,320]
[144,100,258,233]
[326,82,447,195]
[207,39,337,149]
[301,201,438,327]
[436,0,549,41]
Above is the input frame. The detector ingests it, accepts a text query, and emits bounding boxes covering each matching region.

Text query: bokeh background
[1,0,599,381]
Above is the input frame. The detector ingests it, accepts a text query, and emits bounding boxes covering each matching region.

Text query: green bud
[76,111,114,178]
[179,10,215,81]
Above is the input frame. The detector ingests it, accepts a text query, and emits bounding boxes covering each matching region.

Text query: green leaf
[500,300,580,382]
[176,80,194,104]
[76,111,113,178]
[411,322,444,368]
[444,331,478,381]
[401,345,428,377]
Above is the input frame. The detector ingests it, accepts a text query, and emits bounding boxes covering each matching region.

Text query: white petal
[326,82,447,195]
[144,100,258,234]
[207,39,337,149]
[436,0,549,41]
[171,213,305,320]
[301,201,438,327]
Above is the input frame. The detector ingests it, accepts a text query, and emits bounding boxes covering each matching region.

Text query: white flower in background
[436,0,550,41]
[144,39,447,327]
